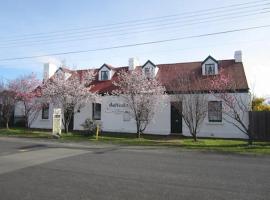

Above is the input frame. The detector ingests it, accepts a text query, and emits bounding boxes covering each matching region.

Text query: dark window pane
[205,64,215,75]
[208,101,222,122]
[42,104,49,119]
[101,71,109,80]
[93,103,101,120]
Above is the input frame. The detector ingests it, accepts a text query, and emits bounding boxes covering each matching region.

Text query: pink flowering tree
[113,69,166,138]
[42,70,97,133]
[210,69,252,144]
[9,73,42,128]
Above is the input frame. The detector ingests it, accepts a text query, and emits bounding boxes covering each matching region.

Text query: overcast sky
[0,0,269,96]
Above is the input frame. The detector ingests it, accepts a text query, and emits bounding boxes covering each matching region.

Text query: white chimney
[128,57,139,71]
[234,50,242,63]
[43,63,58,81]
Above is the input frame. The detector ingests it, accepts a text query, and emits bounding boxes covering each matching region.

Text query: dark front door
[68,113,74,131]
[171,102,182,134]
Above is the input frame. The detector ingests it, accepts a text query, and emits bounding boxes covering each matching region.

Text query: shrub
[81,118,98,136]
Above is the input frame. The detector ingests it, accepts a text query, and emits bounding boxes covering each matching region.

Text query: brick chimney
[234,50,242,63]
[43,63,58,81]
[128,57,139,71]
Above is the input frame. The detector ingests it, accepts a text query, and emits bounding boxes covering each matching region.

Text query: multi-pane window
[42,104,49,119]
[123,111,131,121]
[208,101,222,122]
[144,67,151,78]
[205,64,215,75]
[101,71,109,80]
[92,103,101,120]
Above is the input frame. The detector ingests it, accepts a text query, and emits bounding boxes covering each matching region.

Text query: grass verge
[0,128,270,155]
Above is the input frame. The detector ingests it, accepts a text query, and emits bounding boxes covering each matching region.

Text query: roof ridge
[70,59,237,71]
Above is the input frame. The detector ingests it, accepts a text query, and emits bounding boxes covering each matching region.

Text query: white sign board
[53,108,62,135]
[105,102,129,113]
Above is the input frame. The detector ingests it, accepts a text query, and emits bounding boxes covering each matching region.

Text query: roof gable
[99,64,114,71]
[202,55,218,65]
[141,60,156,69]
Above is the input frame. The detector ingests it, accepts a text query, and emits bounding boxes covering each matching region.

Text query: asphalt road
[0,137,269,200]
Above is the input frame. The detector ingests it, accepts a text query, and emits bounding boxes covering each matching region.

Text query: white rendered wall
[27,93,250,139]
[73,104,93,130]
[30,103,53,129]
[73,96,171,135]
[180,93,250,139]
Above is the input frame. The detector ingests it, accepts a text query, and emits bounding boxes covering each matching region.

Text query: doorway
[171,102,182,134]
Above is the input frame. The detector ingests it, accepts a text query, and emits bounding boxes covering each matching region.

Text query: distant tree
[168,72,208,142]
[9,73,42,128]
[0,90,16,129]
[0,81,16,129]
[113,69,166,138]
[42,70,97,133]
[0,79,4,91]
[252,97,270,111]
[210,69,252,144]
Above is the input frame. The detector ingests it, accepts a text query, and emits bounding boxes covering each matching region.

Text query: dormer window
[205,64,215,75]
[98,64,114,81]
[202,55,218,76]
[101,71,109,80]
[142,60,158,78]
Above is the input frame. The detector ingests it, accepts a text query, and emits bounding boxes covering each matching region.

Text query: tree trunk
[248,135,253,145]
[248,138,253,145]
[5,121,9,129]
[25,119,28,128]
[192,133,197,142]
[136,128,141,138]
[247,129,253,145]
[64,122,69,133]
[136,121,140,138]
[64,109,73,134]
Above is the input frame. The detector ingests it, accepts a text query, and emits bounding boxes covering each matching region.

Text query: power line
[0,8,269,49]
[1,0,269,41]
[0,37,268,67]
[2,2,269,44]
[9,12,267,54]
[0,24,269,61]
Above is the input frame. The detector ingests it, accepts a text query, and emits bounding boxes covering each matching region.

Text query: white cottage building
[25,51,250,139]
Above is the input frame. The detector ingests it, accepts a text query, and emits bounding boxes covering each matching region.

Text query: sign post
[53,108,62,136]
[96,124,99,140]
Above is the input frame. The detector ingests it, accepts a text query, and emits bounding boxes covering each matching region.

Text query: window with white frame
[208,101,222,122]
[205,64,215,75]
[92,103,101,120]
[123,111,131,121]
[42,104,49,119]
[101,71,109,80]
[144,67,151,78]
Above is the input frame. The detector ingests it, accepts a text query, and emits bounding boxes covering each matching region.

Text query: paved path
[0,137,269,200]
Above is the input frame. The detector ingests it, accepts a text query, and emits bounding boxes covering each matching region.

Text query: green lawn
[0,128,270,155]
[0,128,52,138]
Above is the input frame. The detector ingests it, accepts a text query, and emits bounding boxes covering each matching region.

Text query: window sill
[40,119,50,121]
[207,121,223,125]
